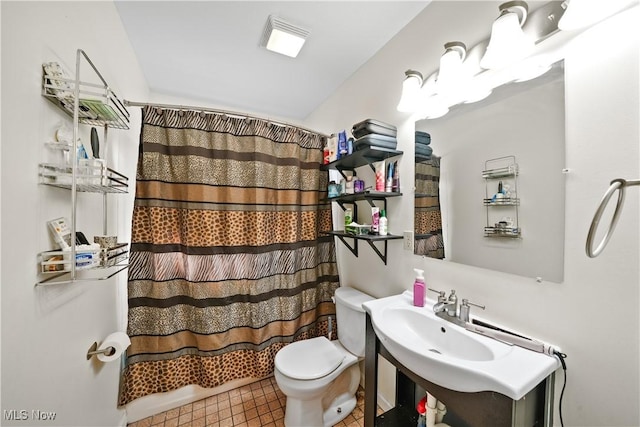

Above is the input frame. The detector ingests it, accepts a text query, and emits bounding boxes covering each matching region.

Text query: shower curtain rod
[123,100,332,138]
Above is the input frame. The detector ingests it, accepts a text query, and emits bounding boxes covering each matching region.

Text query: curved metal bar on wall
[586,178,640,258]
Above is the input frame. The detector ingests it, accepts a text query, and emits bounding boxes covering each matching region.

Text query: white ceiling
[115,1,430,121]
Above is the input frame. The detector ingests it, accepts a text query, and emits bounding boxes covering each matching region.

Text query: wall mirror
[414,62,565,283]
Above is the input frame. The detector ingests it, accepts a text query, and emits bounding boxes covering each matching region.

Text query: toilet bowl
[274,287,373,427]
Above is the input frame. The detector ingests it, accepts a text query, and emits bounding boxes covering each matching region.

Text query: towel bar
[586,178,640,258]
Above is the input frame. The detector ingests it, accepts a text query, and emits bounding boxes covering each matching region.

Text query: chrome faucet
[431,300,449,313]
[428,289,485,327]
[430,289,458,320]
[435,289,457,316]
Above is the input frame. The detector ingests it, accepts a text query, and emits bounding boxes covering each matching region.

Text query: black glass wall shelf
[328,190,402,209]
[322,145,403,265]
[322,146,403,176]
[324,230,402,265]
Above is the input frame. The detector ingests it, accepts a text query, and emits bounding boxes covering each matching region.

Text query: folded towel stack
[352,119,398,151]
[415,131,432,158]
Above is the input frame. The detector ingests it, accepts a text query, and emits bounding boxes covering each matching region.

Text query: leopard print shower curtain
[118,106,339,405]
[414,155,445,259]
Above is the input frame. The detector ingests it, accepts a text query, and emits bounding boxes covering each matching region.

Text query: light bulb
[437,42,467,99]
[397,70,424,113]
[481,2,534,70]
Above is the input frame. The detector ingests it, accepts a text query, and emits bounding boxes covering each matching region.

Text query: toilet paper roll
[97,332,131,363]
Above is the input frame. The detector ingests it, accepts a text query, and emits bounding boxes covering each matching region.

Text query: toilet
[274,287,374,427]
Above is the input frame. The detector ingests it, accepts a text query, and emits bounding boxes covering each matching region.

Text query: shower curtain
[118,107,339,405]
[414,156,445,259]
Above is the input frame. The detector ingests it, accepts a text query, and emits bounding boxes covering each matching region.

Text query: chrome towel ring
[586,178,640,258]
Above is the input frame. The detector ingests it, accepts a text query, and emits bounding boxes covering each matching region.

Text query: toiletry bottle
[344,208,352,230]
[379,210,388,236]
[338,131,348,157]
[385,162,393,192]
[503,184,511,199]
[392,161,399,192]
[371,207,380,234]
[328,136,337,162]
[416,396,427,427]
[413,269,425,307]
[345,175,354,194]
[328,181,339,198]
[375,161,385,192]
[495,181,504,200]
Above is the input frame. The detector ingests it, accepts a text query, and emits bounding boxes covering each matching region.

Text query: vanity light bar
[398,1,569,117]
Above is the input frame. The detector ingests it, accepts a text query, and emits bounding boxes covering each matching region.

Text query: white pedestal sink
[362,292,560,400]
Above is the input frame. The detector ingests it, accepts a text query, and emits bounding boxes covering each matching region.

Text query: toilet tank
[334,287,374,357]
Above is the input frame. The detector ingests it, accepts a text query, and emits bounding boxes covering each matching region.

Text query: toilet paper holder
[86,341,116,360]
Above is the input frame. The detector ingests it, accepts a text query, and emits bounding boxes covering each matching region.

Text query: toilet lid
[275,337,345,380]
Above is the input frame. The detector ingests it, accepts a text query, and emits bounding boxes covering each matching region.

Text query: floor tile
[128,378,370,427]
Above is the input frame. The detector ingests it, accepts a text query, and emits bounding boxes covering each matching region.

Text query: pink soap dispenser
[413,269,425,307]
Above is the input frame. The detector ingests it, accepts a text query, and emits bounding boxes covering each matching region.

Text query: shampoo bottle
[413,269,425,307]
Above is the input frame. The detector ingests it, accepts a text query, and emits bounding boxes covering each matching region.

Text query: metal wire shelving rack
[37,49,130,286]
[483,156,521,238]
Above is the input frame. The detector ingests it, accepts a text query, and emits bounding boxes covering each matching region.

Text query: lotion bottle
[379,210,388,236]
[413,268,425,307]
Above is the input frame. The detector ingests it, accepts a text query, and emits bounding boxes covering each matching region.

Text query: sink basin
[362,293,560,400]
[382,307,505,362]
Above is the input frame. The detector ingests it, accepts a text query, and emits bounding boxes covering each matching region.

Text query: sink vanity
[362,293,560,426]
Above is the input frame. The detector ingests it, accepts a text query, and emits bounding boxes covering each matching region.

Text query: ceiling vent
[260,15,309,58]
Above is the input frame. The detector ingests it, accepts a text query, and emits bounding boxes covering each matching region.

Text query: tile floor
[127,376,371,427]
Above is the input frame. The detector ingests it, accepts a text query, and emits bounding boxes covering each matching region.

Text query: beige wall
[3,2,637,426]
[1,2,148,425]
[305,2,640,426]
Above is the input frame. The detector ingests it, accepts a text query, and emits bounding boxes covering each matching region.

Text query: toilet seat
[275,337,345,380]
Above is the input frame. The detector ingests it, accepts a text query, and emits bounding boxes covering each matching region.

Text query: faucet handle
[428,288,446,303]
[446,290,458,316]
[459,299,485,323]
